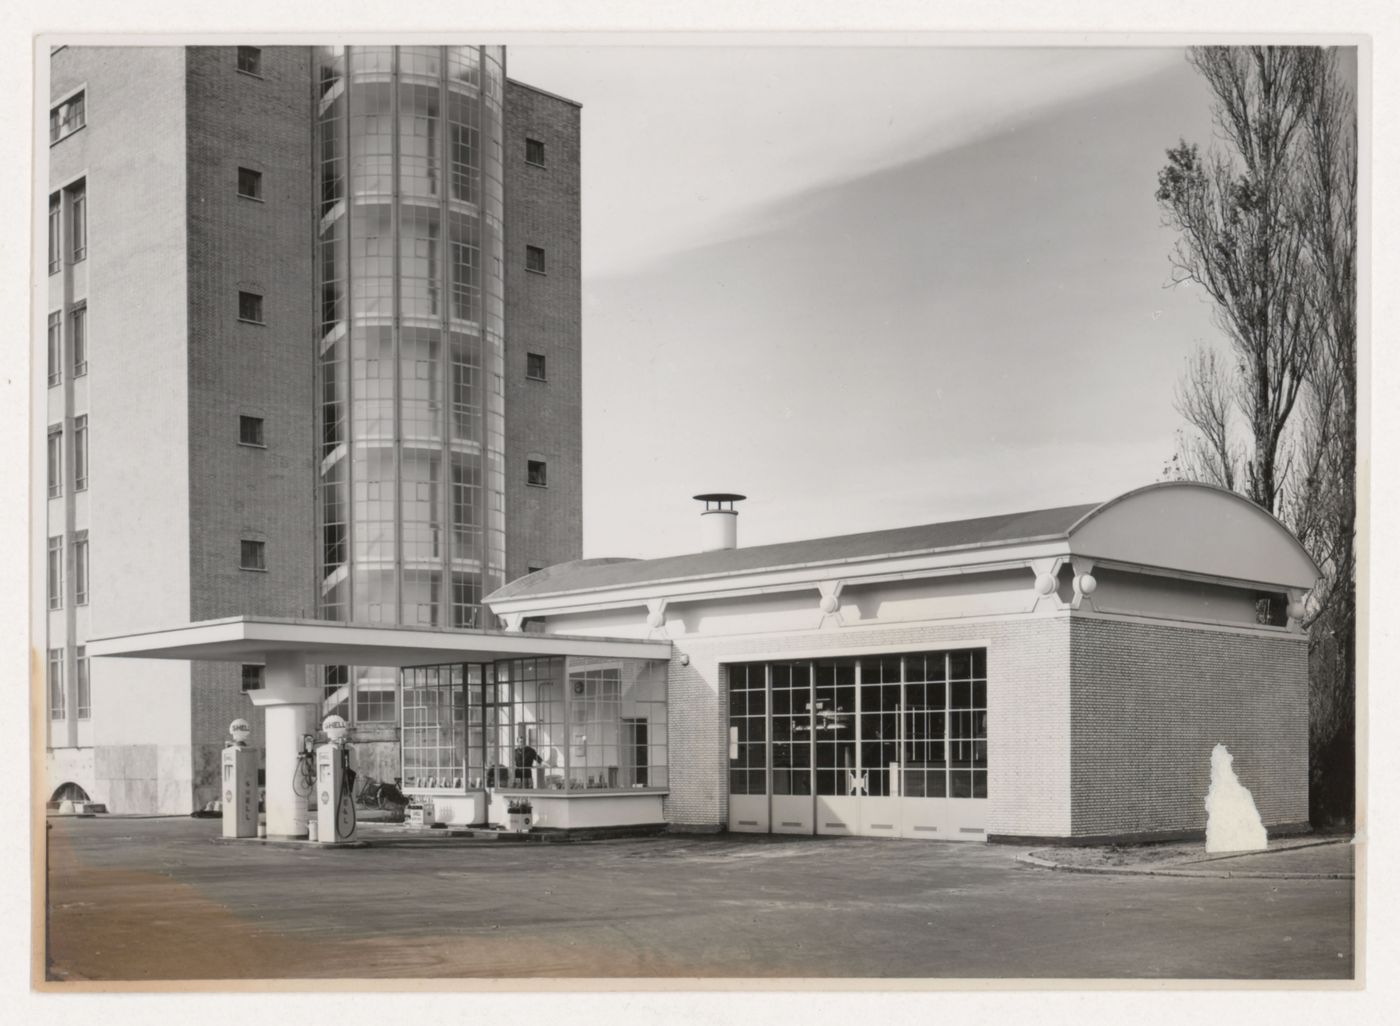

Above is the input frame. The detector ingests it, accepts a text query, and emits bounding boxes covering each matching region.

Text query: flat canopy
[86,615,672,667]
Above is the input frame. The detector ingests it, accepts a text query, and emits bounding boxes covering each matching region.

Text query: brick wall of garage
[1069,616,1309,838]
[664,615,1073,836]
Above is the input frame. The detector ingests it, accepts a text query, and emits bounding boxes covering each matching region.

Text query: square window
[49,91,85,145]
[241,664,265,693]
[525,138,546,166]
[527,459,548,487]
[239,415,266,447]
[237,46,262,76]
[237,167,263,200]
[240,539,267,571]
[238,291,264,323]
[526,352,547,380]
[525,245,546,274]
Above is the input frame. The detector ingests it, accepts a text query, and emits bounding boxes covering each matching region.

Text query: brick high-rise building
[39,45,583,814]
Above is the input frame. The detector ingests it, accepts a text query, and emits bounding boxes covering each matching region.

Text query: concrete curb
[1015,846,1354,881]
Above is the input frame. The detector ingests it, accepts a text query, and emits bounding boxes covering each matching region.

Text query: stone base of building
[989,820,1314,847]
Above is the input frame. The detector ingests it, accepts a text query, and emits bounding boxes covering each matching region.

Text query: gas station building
[90,482,1320,844]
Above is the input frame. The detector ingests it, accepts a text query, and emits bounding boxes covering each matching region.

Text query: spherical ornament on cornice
[1034,573,1056,596]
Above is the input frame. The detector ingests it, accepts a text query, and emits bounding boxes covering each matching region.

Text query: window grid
[48,649,65,719]
[73,415,88,491]
[241,664,264,693]
[240,539,266,571]
[76,647,90,719]
[71,304,87,376]
[47,312,62,387]
[47,536,63,610]
[50,91,85,144]
[728,663,768,796]
[73,530,88,606]
[47,427,62,498]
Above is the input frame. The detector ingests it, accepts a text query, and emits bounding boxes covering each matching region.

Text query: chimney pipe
[694,493,746,552]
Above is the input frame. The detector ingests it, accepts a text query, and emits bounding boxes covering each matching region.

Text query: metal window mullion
[437,50,454,622]
[390,46,404,628]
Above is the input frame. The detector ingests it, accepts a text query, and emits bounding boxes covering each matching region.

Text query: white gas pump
[315,714,357,844]
[221,718,259,839]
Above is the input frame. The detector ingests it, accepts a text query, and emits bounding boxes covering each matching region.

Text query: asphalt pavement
[42,816,1356,983]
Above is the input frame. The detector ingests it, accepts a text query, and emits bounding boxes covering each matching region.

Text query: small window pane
[525,245,546,274]
[238,291,264,323]
[50,91,85,144]
[527,459,547,487]
[237,46,262,75]
[238,167,263,199]
[239,415,265,446]
[240,539,266,570]
[241,664,264,693]
[526,352,546,380]
[525,138,545,166]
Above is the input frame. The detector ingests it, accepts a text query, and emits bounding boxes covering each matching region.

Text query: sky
[507,45,1230,558]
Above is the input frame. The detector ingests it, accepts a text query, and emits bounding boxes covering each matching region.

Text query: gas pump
[315,714,357,843]
[221,718,258,839]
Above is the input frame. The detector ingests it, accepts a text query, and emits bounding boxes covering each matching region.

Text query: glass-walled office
[401,655,667,792]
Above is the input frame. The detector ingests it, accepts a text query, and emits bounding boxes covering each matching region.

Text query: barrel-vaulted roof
[487,483,1321,610]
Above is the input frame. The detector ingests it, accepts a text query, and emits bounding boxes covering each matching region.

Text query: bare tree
[1156,47,1322,515]
[1173,346,1241,490]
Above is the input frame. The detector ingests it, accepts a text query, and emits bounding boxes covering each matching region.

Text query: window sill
[237,441,268,450]
[239,566,269,573]
[526,482,548,489]
[525,160,547,169]
[237,193,266,203]
[236,69,265,80]
[525,374,547,383]
[237,318,266,326]
[525,268,547,276]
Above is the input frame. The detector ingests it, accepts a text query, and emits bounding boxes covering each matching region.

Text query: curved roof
[487,483,1320,607]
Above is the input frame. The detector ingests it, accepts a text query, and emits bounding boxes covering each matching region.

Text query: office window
[74,530,89,606]
[238,291,264,323]
[48,650,65,719]
[47,536,63,610]
[241,664,265,693]
[47,427,62,498]
[48,195,61,273]
[47,311,62,387]
[526,352,547,380]
[50,91,85,144]
[71,304,87,376]
[73,415,88,491]
[70,182,86,262]
[525,245,546,274]
[237,167,263,200]
[239,415,265,447]
[527,459,548,487]
[525,138,546,166]
[236,47,262,76]
[240,539,267,571]
[76,647,90,719]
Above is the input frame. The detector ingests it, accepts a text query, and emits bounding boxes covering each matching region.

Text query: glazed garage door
[726,650,988,841]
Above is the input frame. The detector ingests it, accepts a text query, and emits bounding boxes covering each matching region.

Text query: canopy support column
[248,652,319,839]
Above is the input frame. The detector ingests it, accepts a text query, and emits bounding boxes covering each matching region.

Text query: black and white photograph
[10,0,1395,1019]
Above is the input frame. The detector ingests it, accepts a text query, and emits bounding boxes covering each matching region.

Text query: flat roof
[86,615,671,666]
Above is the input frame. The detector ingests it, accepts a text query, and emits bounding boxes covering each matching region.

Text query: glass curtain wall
[314,45,507,724]
[399,658,668,792]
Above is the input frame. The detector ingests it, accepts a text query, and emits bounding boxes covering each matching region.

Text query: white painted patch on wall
[1204,744,1268,853]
